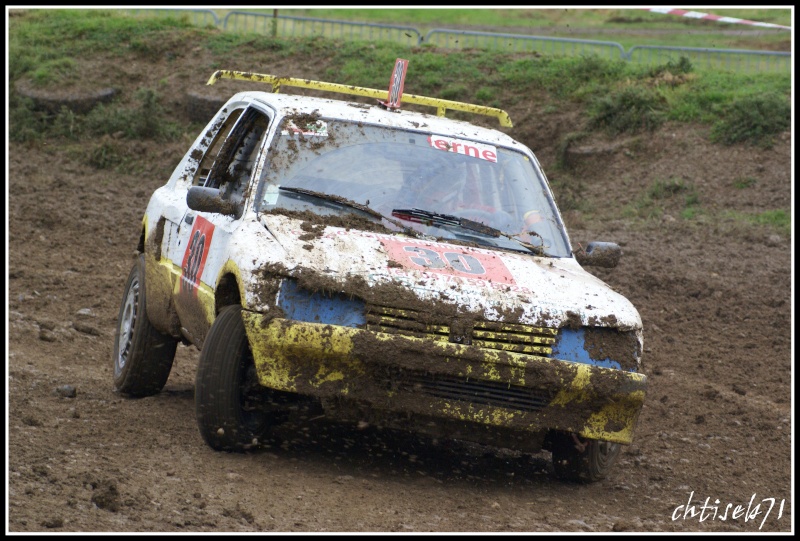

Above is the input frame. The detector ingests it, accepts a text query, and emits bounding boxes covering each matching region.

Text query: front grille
[387,369,551,413]
[365,305,450,342]
[365,304,557,357]
[472,320,557,356]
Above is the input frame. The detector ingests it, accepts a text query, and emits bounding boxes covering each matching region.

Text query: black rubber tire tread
[112,254,178,397]
[551,432,621,483]
[195,305,270,452]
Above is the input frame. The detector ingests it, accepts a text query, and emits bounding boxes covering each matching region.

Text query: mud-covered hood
[259,214,641,331]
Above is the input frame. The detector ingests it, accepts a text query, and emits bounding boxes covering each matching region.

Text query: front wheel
[113,254,178,397]
[195,305,280,452]
[550,432,620,483]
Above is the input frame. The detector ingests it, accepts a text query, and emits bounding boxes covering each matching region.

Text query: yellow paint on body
[242,314,364,393]
[550,363,593,406]
[216,260,246,307]
[240,314,647,444]
[580,390,647,442]
[441,401,520,426]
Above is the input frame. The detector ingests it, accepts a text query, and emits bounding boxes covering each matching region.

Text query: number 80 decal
[405,247,484,275]
[380,238,516,285]
[180,215,215,295]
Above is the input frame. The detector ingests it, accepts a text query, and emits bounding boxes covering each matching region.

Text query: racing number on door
[180,216,215,295]
[404,246,485,275]
[183,231,205,289]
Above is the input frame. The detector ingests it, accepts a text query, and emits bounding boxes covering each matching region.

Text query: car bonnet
[258,213,641,331]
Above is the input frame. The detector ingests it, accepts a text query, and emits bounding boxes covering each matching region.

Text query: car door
[170,105,272,346]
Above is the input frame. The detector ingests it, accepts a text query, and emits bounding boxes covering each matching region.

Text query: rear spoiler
[206,70,513,128]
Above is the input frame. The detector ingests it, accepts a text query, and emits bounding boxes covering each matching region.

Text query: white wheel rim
[116,276,139,370]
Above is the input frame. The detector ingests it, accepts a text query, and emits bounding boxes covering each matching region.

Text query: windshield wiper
[391,208,545,256]
[277,187,421,237]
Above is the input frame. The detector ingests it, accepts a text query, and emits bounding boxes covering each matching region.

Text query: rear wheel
[113,254,178,397]
[195,305,281,451]
[550,432,620,483]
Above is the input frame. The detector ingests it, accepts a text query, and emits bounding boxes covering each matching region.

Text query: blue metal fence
[125,9,790,74]
[626,45,790,74]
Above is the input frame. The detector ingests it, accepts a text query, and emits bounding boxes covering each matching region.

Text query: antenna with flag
[381,58,408,110]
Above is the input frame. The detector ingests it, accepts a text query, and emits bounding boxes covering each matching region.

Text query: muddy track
[7,43,792,533]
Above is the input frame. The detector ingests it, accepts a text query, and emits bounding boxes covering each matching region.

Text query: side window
[192,109,244,187]
[206,108,271,207]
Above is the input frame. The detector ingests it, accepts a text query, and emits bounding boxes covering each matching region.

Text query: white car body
[115,72,647,481]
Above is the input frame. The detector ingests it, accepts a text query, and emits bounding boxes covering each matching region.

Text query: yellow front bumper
[242,313,647,444]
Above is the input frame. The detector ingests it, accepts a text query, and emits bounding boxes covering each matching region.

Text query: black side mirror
[575,241,622,268]
[186,186,241,219]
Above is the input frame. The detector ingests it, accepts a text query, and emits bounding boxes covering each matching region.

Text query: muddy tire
[113,254,178,397]
[551,432,620,483]
[195,305,277,452]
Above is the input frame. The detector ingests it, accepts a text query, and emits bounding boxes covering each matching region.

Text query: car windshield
[255,116,572,257]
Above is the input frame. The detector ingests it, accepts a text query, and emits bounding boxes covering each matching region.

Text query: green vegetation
[624,178,700,221]
[7,9,790,238]
[721,209,790,237]
[11,85,183,144]
[588,87,668,135]
[733,176,758,189]
[710,92,791,147]
[9,10,791,145]
[8,9,791,150]
[750,209,790,234]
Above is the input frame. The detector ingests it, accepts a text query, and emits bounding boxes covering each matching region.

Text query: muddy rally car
[113,64,647,482]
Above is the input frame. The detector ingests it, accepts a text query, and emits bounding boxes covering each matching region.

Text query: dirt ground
[6,38,793,533]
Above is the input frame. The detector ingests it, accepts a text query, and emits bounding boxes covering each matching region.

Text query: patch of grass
[664,70,791,125]
[52,106,80,139]
[81,87,183,141]
[206,31,289,55]
[86,138,131,170]
[680,206,703,220]
[8,90,47,143]
[475,87,496,104]
[439,84,469,101]
[588,86,667,134]
[751,210,790,232]
[9,9,198,62]
[29,57,79,87]
[646,55,693,77]
[733,176,758,189]
[17,86,184,143]
[710,92,790,147]
[500,55,628,98]
[721,209,790,236]
[625,178,700,221]
[648,178,688,200]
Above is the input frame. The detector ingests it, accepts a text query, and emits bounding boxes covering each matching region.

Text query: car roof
[231,90,526,150]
